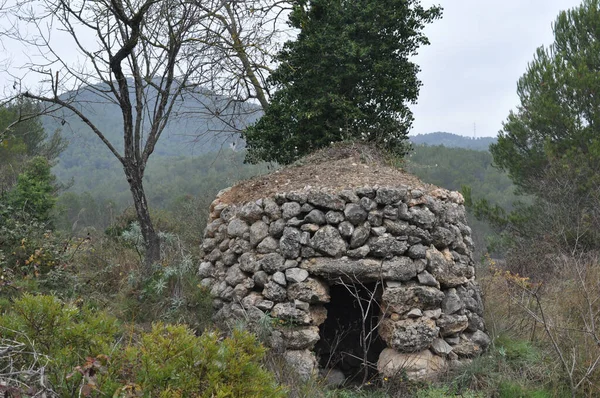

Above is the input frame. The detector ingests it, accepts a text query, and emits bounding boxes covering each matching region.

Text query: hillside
[410,132,496,151]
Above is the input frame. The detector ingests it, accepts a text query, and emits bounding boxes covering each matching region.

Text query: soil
[218,143,437,205]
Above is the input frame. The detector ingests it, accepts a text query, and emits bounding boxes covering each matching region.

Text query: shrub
[97,324,287,397]
[0,294,121,395]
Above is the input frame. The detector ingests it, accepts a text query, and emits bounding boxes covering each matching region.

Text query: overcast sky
[411,0,583,138]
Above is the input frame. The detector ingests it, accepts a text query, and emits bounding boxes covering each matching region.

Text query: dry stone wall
[199,185,490,380]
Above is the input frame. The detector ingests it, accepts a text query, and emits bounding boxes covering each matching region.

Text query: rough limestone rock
[201,162,489,383]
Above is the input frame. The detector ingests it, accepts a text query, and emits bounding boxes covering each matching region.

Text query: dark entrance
[315,282,387,384]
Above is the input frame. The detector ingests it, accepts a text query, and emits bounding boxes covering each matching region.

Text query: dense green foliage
[244,0,442,164]
[491,0,600,195]
[0,295,285,397]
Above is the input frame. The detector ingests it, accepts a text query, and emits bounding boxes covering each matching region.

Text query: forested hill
[43,81,260,185]
[410,132,496,150]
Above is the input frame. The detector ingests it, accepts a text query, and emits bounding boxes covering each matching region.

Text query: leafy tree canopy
[244,0,442,164]
[491,0,600,196]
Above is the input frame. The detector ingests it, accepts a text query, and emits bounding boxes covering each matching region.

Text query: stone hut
[198,145,490,382]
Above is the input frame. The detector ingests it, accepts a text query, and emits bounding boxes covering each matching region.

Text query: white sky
[411,0,584,137]
[0,0,587,139]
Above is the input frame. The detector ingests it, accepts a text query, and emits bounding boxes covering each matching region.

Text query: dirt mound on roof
[218,143,436,205]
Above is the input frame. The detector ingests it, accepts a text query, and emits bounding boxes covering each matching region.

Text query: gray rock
[300,231,311,245]
[339,189,360,203]
[376,187,405,204]
[325,211,345,224]
[307,192,345,210]
[281,327,320,350]
[202,238,218,252]
[263,281,288,302]
[310,225,347,257]
[204,219,223,238]
[287,278,330,303]
[346,245,370,258]
[356,186,375,198]
[198,262,214,278]
[383,219,409,235]
[263,198,281,220]
[256,299,274,311]
[282,202,302,219]
[411,189,424,199]
[286,268,309,283]
[230,238,251,254]
[344,203,368,225]
[220,205,237,222]
[287,191,308,203]
[408,244,428,259]
[253,271,269,288]
[369,236,408,258]
[371,226,387,236]
[407,308,423,318]
[470,330,491,349]
[238,252,259,273]
[382,285,445,314]
[286,217,304,227]
[259,253,285,273]
[294,299,310,311]
[257,236,279,253]
[272,303,311,325]
[466,312,485,332]
[338,221,355,238]
[417,271,440,288]
[349,225,370,248]
[368,210,384,226]
[269,219,286,238]
[423,308,442,320]
[437,314,469,336]
[206,249,222,265]
[431,338,453,356]
[380,317,439,352]
[249,221,269,247]
[239,202,263,222]
[219,238,231,251]
[283,350,317,380]
[280,227,302,258]
[225,265,247,286]
[445,335,460,345]
[222,250,237,266]
[301,203,314,213]
[360,196,377,211]
[233,279,254,300]
[426,246,472,288]
[381,257,423,281]
[432,226,456,249]
[227,218,249,238]
[383,205,399,220]
[305,209,327,225]
[442,289,464,315]
[273,271,287,286]
[409,206,436,229]
[210,280,228,297]
[378,348,446,380]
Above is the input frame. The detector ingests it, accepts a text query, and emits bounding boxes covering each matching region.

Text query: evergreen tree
[491,0,600,195]
[244,0,442,164]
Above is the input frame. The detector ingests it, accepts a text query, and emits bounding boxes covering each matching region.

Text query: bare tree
[5,0,215,271]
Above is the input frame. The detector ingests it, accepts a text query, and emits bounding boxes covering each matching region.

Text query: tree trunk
[125,164,160,273]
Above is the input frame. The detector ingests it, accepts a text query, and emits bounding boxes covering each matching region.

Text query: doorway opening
[315,281,387,384]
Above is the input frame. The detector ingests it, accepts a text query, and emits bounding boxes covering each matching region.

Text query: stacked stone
[199,185,490,380]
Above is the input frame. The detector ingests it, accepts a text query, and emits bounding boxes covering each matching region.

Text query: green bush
[0,294,121,395]
[97,324,286,397]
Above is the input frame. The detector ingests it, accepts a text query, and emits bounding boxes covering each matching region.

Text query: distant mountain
[43,81,260,190]
[409,132,496,151]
